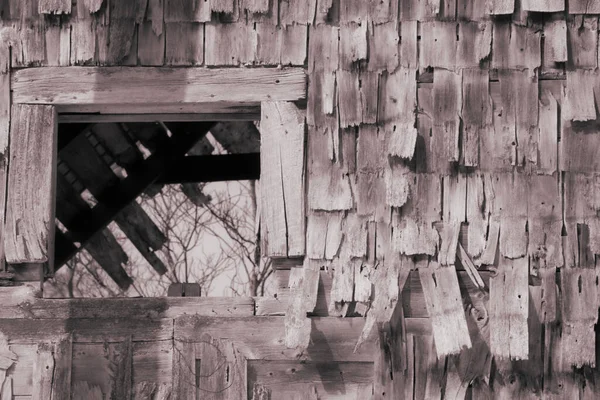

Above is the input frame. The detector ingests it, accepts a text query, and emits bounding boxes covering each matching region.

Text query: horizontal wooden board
[12,67,306,107]
[0,318,172,343]
[247,360,373,399]
[175,316,375,362]
[59,112,259,123]
[0,289,254,319]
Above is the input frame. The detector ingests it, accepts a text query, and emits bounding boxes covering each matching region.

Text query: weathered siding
[1,0,600,398]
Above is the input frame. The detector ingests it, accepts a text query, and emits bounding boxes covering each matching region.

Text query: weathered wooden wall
[1,0,600,398]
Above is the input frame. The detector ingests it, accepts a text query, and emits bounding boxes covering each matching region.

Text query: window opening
[45,120,273,299]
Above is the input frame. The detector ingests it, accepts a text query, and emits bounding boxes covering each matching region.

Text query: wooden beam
[156,153,260,184]
[56,102,261,119]
[12,67,306,107]
[5,105,58,269]
[59,112,259,123]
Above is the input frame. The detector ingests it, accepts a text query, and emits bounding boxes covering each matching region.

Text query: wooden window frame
[4,66,307,290]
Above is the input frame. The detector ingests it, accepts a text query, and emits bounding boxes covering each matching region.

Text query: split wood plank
[32,342,55,400]
[418,260,471,356]
[489,257,529,360]
[12,67,307,106]
[260,101,306,257]
[5,104,57,265]
[39,0,71,14]
[523,0,564,11]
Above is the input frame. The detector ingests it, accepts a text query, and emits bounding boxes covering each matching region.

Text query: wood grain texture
[51,335,72,400]
[247,360,373,399]
[567,16,597,69]
[564,69,596,121]
[418,261,471,356]
[5,104,57,264]
[260,101,306,257]
[489,257,529,360]
[38,0,71,14]
[0,318,173,343]
[487,0,514,14]
[522,0,563,11]
[492,23,541,70]
[12,67,306,106]
[569,0,600,13]
[175,316,375,362]
[31,343,55,400]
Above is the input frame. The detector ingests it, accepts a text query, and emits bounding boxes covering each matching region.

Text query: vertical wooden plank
[110,337,133,400]
[461,69,490,167]
[260,102,306,257]
[5,105,58,267]
[32,342,55,400]
[433,69,462,163]
[490,257,529,360]
[52,334,72,400]
[172,339,196,400]
[0,42,10,272]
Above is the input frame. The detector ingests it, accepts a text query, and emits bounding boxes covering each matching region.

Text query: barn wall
[1,0,600,398]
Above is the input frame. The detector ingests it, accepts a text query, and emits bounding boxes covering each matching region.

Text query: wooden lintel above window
[11,67,306,110]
